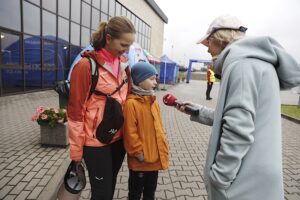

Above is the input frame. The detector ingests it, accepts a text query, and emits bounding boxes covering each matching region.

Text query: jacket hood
[214,36,300,89]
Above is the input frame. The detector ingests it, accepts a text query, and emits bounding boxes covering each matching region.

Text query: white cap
[197,15,247,46]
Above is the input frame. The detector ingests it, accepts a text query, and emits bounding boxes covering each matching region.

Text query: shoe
[206,97,212,100]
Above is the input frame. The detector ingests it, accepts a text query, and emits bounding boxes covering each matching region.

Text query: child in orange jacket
[123,62,169,200]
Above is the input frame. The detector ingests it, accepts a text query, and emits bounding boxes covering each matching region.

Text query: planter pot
[40,123,69,147]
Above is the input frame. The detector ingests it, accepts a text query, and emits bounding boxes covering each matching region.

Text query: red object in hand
[162,93,199,115]
[163,94,177,106]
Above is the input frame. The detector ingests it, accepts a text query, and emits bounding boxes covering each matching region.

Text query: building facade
[0,0,167,96]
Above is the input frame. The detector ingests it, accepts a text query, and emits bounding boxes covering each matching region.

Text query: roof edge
[144,0,168,24]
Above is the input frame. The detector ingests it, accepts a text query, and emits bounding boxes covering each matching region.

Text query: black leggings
[83,139,125,200]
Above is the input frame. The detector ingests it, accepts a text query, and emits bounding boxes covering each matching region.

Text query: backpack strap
[93,76,128,97]
[87,57,99,99]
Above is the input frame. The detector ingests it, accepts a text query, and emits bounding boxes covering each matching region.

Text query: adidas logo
[109,129,118,135]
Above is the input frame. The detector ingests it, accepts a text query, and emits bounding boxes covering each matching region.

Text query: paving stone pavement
[0,80,299,200]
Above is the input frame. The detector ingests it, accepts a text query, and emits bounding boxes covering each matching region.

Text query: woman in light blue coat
[179,15,300,200]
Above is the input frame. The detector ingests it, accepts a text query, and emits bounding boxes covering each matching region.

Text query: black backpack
[54,57,99,108]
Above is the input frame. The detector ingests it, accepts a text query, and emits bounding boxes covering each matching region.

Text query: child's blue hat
[131,62,158,85]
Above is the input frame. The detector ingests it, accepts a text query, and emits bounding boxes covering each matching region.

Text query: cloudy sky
[154,0,300,65]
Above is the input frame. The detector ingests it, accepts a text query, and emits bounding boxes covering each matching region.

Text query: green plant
[32,106,67,127]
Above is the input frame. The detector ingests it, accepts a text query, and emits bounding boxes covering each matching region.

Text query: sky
[154,0,300,66]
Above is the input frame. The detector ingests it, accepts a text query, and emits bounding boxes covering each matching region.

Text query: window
[42,40,56,88]
[91,8,100,30]
[58,0,70,18]
[83,0,91,4]
[92,0,100,9]
[134,17,139,32]
[127,10,132,20]
[71,0,80,23]
[24,34,41,90]
[57,42,68,80]
[101,0,108,14]
[115,3,121,16]
[42,0,56,13]
[121,6,127,16]
[0,0,21,31]
[1,32,21,65]
[81,27,90,47]
[43,10,56,39]
[100,12,108,21]
[27,0,40,6]
[108,0,115,17]
[58,17,69,42]
[131,15,136,29]
[70,22,80,46]
[23,1,41,36]
[1,32,23,94]
[81,2,91,27]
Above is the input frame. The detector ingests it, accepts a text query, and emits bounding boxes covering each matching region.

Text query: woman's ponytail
[91,22,107,50]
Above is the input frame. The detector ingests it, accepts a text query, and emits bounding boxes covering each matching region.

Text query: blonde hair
[211,29,246,50]
[91,16,136,50]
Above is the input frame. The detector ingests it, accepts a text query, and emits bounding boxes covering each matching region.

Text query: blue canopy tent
[2,35,68,87]
[160,55,178,85]
[67,45,94,80]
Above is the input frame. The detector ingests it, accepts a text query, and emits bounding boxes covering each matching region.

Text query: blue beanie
[131,62,158,85]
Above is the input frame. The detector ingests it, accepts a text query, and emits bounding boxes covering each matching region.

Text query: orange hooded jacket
[67,50,130,161]
[123,94,169,171]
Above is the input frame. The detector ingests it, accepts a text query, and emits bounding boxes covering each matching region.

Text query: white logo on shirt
[109,129,117,134]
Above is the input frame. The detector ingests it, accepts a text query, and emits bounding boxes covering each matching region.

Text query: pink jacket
[67,49,130,161]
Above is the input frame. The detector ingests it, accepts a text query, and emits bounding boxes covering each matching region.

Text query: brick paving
[0,80,299,200]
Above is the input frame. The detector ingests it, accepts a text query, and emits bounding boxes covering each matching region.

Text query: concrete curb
[281,114,300,124]
[37,158,71,200]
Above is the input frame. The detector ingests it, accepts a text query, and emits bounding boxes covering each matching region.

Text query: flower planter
[40,123,69,147]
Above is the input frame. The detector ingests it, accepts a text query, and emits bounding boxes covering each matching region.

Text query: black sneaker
[206,97,212,100]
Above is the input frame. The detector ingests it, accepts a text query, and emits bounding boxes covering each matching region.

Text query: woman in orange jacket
[67,16,135,199]
[123,62,169,200]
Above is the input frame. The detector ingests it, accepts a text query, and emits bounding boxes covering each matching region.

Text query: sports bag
[93,77,128,144]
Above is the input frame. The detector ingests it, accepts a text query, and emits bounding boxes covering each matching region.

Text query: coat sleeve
[209,62,259,189]
[190,104,214,126]
[123,100,143,157]
[67,58,91,161]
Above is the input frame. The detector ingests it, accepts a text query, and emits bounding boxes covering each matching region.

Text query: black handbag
[93,77,128,144]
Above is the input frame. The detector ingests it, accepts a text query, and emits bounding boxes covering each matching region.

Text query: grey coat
[191,36,300,200]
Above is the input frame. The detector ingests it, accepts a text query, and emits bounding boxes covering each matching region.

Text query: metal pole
[161,61,167,91]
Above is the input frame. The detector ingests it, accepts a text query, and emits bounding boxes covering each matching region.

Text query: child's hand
[136,153,144,163]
